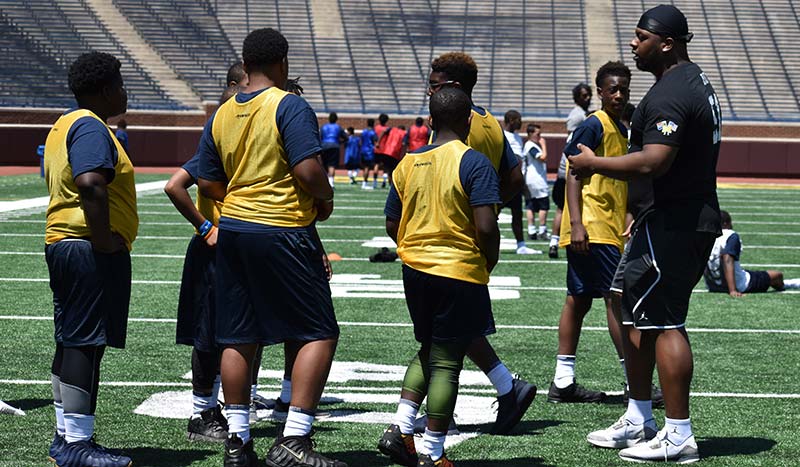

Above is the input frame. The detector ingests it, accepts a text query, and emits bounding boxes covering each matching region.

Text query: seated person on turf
[548,61,631,403]
[378,87,501,467]
[704,210,800,295]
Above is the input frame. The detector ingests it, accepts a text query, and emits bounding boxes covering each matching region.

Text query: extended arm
[568,143,678,181]
[165,168,204,229]
[721,253,743,297]
[566,173,589,253]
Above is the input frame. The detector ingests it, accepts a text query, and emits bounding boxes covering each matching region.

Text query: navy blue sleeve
[276,94,322,167]
[721,233,742,260]
[181,151,200,182]
[498,137,519,173]
[459,149,501,206]
[384,183,402,220]
[564,115,603,156]
[402,132,409,145]
[197,113,228,182]
[66,116,117,180]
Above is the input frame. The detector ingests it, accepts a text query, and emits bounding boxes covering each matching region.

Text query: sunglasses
[427,80,458,92]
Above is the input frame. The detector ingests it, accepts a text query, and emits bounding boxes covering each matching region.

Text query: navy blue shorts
[45,240,131,348]
[176,235,217,352]
[402,265,495,344]
[360,152,375,166]
[321,147,340,169]
[376,153,400,176]
[502,191,523,211]
[526,196,550,212]
[745,270,771,293]
[552,178,566,210]
[566,243,622,298]
[215,228,339,346]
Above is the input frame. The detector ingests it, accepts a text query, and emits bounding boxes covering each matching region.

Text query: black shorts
[176,235,217,352]
[566,243,622,298]
[620,213,717,330]
[345,158,361,170]
[321,147,340,169]
[610,239,630,294]
[45,239,131,348]
[502,191,523,211]
[745,270,771,293]
[552,178,566,210]
[215,228,339,346]
[376,153,400,176]
[526,196,550,212]
[402,265,495,344]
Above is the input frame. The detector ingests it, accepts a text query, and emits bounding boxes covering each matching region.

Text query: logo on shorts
[656,120,678,136]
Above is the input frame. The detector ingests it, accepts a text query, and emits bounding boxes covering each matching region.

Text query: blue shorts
[402,265,495,344]
[360,150,374,165]
[215,227,339,346]
[566,243,622,298]
[176,235,217,352]
[745,270,771,293]
[45,239,131,348]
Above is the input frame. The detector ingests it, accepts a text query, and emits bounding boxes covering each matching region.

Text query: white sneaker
[587,415,658,449]
[783,278,800,289]
[0,400,25,416]
[619,428,700,464]
[516,246,542,255]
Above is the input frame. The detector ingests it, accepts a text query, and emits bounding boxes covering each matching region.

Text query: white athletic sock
[625,398,653,425]
[54,401,65,436]
[486,363,514,397]
[328,176,335,187]
[528,224,536,236]
[421,429,446,461]
[783,278,800,289]
[211,375,221,404]
[279,378,292,403]
[539,225,547,235]
[549,234,560,247]
[63,413,94,443]
[664,417,693,444]
[620,359,628,386]
[283,407,314,437]
[554,355,576,389]
[225,405,250,444]
[393,399,419,435]
[192,391,215,417]
[250,384,258,402]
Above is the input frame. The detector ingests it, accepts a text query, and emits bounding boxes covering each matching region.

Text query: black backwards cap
[638,4,693,43]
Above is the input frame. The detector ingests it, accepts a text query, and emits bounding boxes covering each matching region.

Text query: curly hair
[242,28,288,68]
[68,52,121,97]
[595,61,632,88]
[431,52,478,94]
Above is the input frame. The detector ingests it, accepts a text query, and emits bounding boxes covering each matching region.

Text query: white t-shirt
[503,130,524,159]
[704,229,750,292]
[559,105,589,179]
[522,140,548,198]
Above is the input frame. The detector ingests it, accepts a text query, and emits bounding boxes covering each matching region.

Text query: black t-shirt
[629,62,721,233]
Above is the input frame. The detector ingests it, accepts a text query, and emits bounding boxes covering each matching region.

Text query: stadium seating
[0,0,185,109]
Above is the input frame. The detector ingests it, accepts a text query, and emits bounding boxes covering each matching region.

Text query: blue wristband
[198,219,213,237]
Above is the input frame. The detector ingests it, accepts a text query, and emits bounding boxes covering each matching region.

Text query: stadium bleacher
[0,0,798,121]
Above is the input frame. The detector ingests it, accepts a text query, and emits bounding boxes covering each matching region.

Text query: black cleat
[266,432,348,467]
[623,383,665,409]
[491,377,537,434]
[48,432,66,463]
[377,424,417,467]
[224,435,258,467]
[547,381,606,403]
[548,245,559,259]
[53,436,132,467]
[272,398,290,413]
[529,232,538,240]
[417,453,455,467]
[188,405,229,442]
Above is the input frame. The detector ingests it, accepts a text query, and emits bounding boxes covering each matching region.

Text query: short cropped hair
[68,52,122,97]
[242,28,288,68]
[415,117,424,126]
[720,210,731,226]
[329,112,338,123]
[378,113,389,125]
[595,61,632,88]
[572,82,591,103]
[347,126,354,134]
[226,61,245,85]
[366,118,375,127]
[526,123,541,133]
[431,52,478,94]
[430,87,471,132]
[504,110,521,124]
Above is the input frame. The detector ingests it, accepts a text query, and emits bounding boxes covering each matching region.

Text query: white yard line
[0,180,168,214]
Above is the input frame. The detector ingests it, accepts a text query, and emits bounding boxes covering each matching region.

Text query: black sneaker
[53,436,132,467]
[188,405,229,442]
[529,232,538,240]
[623,383,665,409]
[417,453,455,467]
[547,381,606,403]
[548,245,559,259]
[491,377,537,434]
[369,247,398,263]
[48,432,66,462]
[273,398,290,413]
[377,424,417,467]
[265,433,348,467]
[224,434,258,467]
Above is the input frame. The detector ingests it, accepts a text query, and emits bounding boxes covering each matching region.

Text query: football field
[1,173,799,466]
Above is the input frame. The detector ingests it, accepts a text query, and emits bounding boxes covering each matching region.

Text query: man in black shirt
[570,5,720,464]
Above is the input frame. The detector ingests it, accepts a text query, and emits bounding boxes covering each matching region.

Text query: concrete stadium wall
[1,109,799,177]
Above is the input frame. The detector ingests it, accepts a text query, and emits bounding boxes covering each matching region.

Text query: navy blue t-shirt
[181,151,200,182]
[563,114,627,156]
[115,129,128,152]
[722,232,742,260]
[65,111,118,181]
[198,88,322,183]
[384,144,501,221]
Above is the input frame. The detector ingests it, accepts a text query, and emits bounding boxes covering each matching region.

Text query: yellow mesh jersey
[429,107,505,173]
[44,109,138,250]
[393,140,490,284]
[211,87,315,228]
[559,110,628,251]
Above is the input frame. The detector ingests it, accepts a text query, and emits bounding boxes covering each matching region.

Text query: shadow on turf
[698,436,776,459]
[124,446,216,466]
[4,397,51,411]
[329,450,554,467]
[455,419,565,436]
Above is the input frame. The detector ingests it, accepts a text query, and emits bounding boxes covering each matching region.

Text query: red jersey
[406,124,430,152]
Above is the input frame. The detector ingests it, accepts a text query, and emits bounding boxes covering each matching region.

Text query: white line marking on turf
[0,181,168,214]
